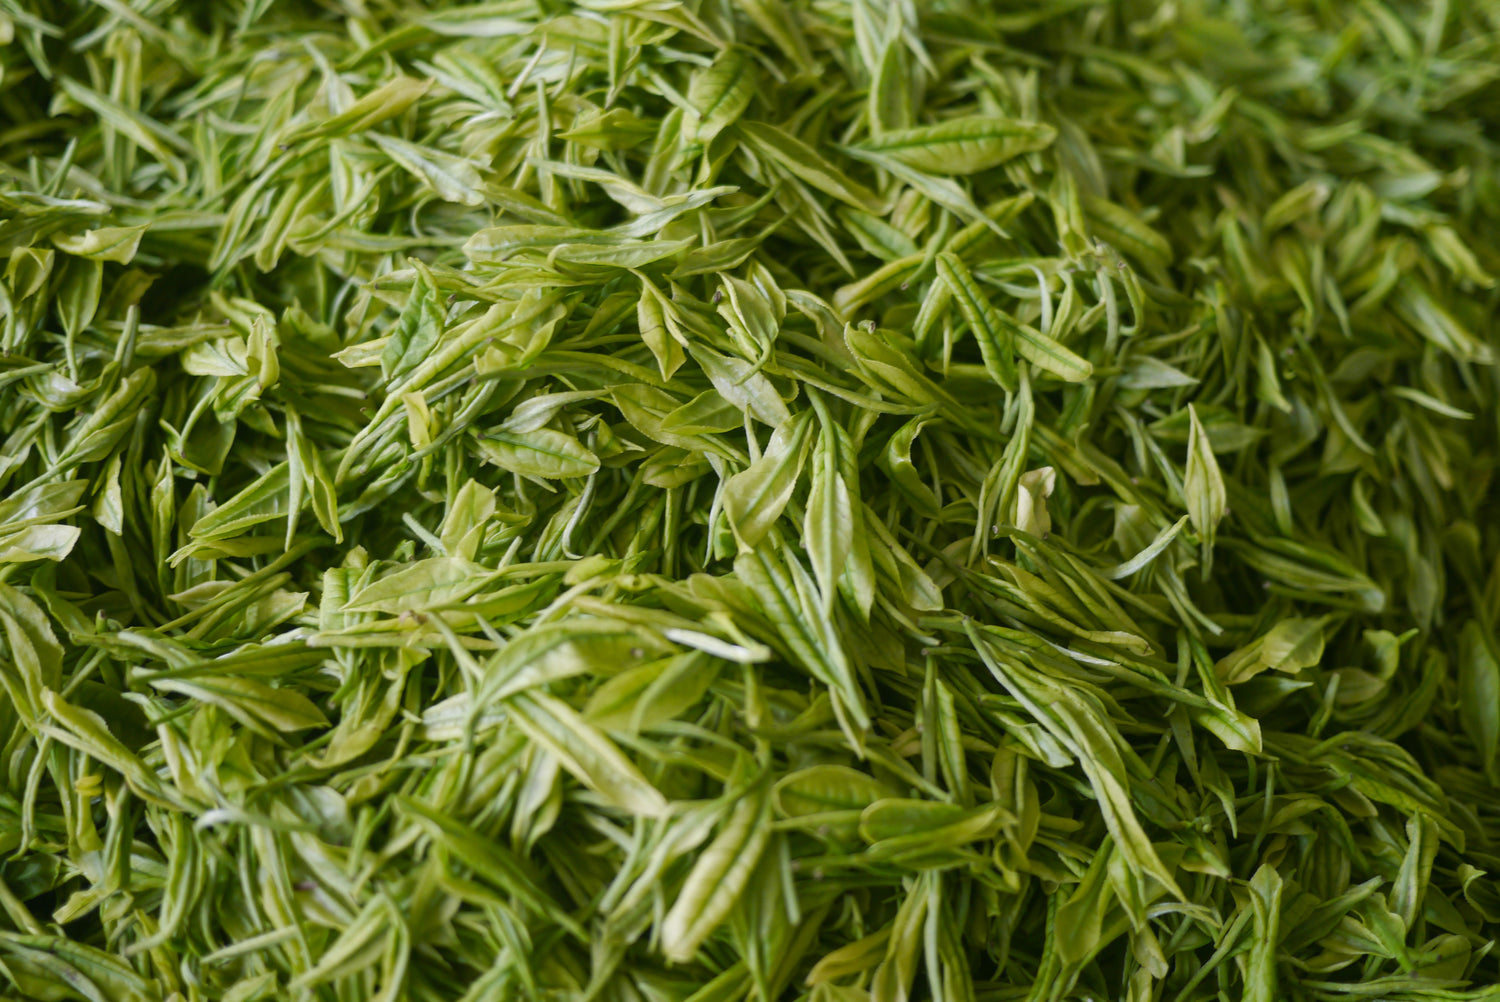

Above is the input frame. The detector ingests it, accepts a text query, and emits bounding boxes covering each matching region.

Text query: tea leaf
[506,690,669,818]
[723,411,813,550]
[661,786,772,962]
[475,428,601,480]
[937,252,1017,392]
[52,224,147,264]
[1183,404,1227,574]
[686,47,756,146]
[855,116,1056,175]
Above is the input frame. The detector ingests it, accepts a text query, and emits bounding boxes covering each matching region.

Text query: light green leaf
[1183,404,1227,572]
[475,428,601,479]
[660,787,772,963]
[856,116,1055,175]
[937,252,1017,392]
[370,133,484,206]
[739,120,885,214]
[507,690,669,817]
[149,676,326,736]
[52,224,148,263]
[686,47,756,145]
[381,263,444,382]
[723,411,813,550]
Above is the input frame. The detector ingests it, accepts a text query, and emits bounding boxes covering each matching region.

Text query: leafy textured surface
[2,1,1500,1001]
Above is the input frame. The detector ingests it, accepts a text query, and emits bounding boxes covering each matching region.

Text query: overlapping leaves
[1,1,1499,1001]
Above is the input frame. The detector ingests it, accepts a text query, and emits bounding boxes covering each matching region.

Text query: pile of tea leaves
[3,0,1500,999]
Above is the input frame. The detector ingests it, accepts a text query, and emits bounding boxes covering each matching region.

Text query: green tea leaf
[739,120,885,214]
[937,252,1017,392]
[1183,404,1227,573]
[476,428,601,480]
[381,263,444,382]
[686,47,756,145]
[661,787,772,963]
[370,133,484,206]
[507,690,669,817]
[723,411,813,550]
[148,675,326,736]
[855,116,1056,175]
[1459,622,1500,782]
[52,224,147,263]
